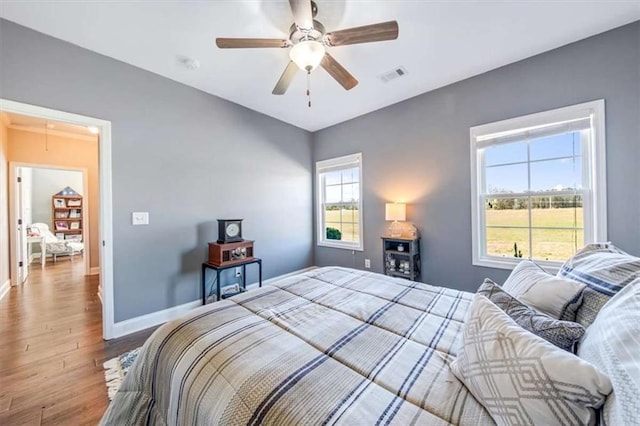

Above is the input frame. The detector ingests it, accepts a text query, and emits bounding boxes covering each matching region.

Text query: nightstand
[382,236,421,281]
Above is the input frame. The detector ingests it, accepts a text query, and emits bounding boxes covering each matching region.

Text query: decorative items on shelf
[208,218,253,267]
[217,219,243,243]
[382,236,421,282]
[386,253,396,272]
[208,240,254,267]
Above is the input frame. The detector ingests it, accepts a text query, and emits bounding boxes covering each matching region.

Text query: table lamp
[385,203,406,237]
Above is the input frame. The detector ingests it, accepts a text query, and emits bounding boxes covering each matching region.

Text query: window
[470,100,606,270]
[316,153,363,250]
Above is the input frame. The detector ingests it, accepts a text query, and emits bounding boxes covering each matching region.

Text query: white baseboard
[0,279,10,301]
[112,299,202,339]
[111,266,318,339]
[89,267,100,275]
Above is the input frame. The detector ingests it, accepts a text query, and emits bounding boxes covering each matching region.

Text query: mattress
[101,267,493,425]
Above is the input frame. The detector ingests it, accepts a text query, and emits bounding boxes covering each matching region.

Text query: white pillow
[503,260,585,320]
[450,294,612,426]
[578,279,640,425]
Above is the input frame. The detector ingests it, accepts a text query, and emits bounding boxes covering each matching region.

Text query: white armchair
[29,223,84,262]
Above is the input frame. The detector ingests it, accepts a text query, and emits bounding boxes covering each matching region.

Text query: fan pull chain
[307,70,311,108]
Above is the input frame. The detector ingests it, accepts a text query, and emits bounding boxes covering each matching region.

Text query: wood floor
[0,257,156,425]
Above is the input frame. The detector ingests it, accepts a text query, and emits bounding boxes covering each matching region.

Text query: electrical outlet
[235,268,241,277]
[364,259,371,269]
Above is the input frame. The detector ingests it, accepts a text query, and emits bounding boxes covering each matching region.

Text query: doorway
[12,164,89,278]
[0,99,115,340]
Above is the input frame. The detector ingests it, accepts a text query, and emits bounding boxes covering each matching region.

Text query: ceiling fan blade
[216,38,289,49]
[324,20,399,46]
[289,0,314,29]
[321,53,358,91]
[273,61,299,95]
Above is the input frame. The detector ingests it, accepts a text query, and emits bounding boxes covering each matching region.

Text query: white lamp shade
[385,203,406,221]
[289,41,326,71]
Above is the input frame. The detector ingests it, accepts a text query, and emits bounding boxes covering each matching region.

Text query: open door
[14,166,30,284]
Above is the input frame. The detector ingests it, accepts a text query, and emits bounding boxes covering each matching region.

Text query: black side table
[201,258,262,305]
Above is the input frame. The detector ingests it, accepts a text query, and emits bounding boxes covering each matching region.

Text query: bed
[102,267,492,425]
[102,244,639,425]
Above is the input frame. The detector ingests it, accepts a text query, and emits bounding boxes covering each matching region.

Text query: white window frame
[316,153,364,251]
[470,100,607,271]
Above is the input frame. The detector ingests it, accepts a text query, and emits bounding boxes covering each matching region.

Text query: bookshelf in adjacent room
[52,187,83,242]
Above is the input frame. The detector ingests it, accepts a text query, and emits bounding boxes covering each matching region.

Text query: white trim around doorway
[0,98,115,340]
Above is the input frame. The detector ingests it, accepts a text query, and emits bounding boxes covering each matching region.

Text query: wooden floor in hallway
[0,257,155,425]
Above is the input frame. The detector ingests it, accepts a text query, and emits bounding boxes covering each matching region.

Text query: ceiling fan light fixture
[289,40,325,72]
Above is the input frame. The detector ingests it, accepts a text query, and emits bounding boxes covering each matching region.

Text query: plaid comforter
[101,267,493,425]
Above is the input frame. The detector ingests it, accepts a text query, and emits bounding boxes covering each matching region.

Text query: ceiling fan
[216,0,399,104]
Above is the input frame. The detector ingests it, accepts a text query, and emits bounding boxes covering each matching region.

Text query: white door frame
[1,98,115,340]
[10,163,91,277]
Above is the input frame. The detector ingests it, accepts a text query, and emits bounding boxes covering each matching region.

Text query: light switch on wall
[132,212,149,225]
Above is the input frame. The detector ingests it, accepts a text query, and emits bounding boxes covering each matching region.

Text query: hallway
[0,258,151,424]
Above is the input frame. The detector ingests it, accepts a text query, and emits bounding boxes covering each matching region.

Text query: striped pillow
[578,279,640,425]
[558,243,640,327]
[502,260,585,321]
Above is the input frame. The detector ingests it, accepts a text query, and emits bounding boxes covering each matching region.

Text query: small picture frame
[55,232,65,239]
[67,199,82,207]
[55,221,68,230]
[53,198,66,208]
[70,222,80,230]
[55,211,69,219]
[65,234,82,242]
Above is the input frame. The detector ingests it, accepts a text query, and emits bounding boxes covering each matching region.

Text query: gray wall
[31,168,83,227]
[313,22,640,292]
[0,19,313,322]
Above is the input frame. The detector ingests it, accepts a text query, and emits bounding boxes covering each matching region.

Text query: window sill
[317,241,364,251]
[473,257,561,274]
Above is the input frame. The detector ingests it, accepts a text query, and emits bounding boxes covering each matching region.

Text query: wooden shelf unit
[52,194,83,241]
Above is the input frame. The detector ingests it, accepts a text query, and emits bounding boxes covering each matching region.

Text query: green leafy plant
[326,227,342,240]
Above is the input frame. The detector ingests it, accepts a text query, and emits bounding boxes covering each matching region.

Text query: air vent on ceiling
[378,66,408,83]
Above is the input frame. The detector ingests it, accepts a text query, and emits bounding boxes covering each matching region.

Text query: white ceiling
[1,1,638,131]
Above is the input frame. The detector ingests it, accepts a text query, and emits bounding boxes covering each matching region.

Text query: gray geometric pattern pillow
[478,279,585,352]
[450,294,612,426]
[557,243,640,328]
